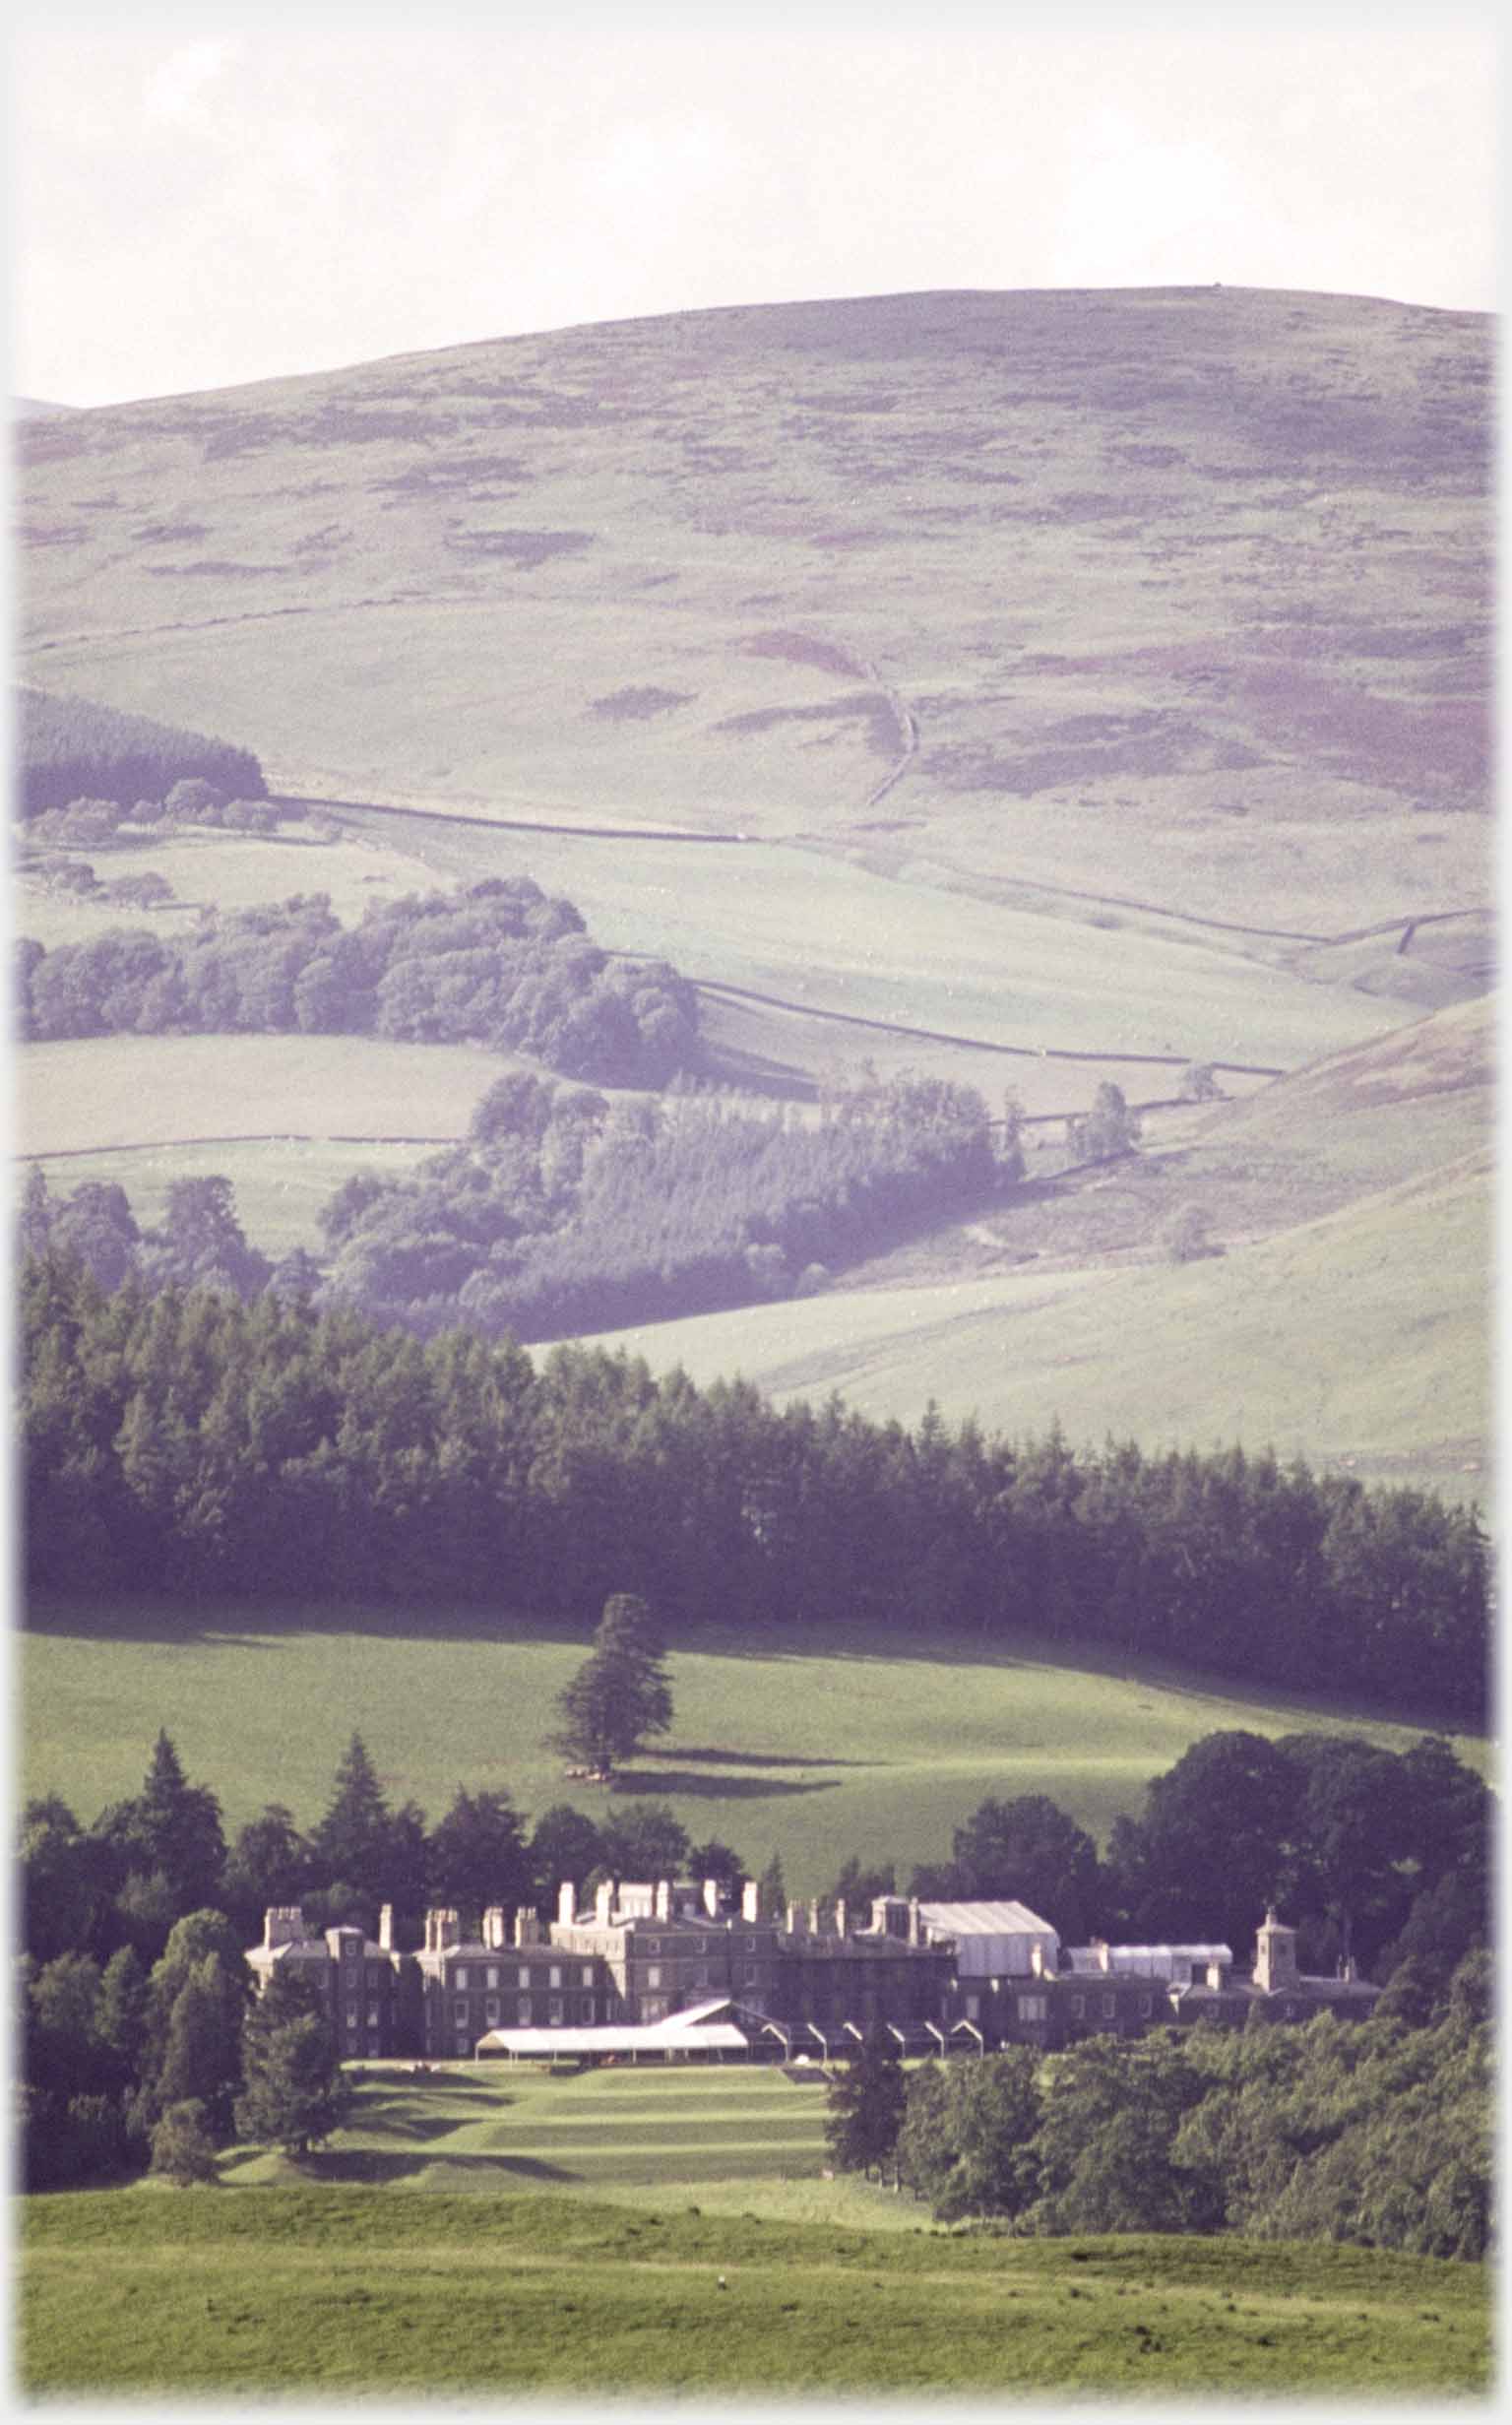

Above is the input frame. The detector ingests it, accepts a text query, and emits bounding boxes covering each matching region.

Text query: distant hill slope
[18,286,1491,930]
[579,998,1492,1492]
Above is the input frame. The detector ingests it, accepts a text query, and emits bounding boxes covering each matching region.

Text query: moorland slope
[20,286,1491,929]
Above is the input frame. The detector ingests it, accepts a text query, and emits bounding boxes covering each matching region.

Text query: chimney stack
[596,1880,614,1926]
[833,1899,849,1941]
[909,1898,922,1946]
[481,1906,507,1949]
[263,1906,307,1950]
[655,1880,671,1921]
[513,1909,543,1947]
[786,1900,807,1938]
[807,1899,822,1937]
[378,1903,394,1952]
[1031,1942,1044,1978]
[741,1880,760,1924]
[703,1878,722,1918]
[557,1881,577,1927]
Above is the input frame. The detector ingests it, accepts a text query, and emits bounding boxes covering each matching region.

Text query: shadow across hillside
[607,1770,845,1802]
[289,2148,579,2185]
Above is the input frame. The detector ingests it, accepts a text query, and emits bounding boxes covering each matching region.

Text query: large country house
[246,1877,1381,2063]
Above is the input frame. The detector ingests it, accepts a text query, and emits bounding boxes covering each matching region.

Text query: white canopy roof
[476,1996,756,2059]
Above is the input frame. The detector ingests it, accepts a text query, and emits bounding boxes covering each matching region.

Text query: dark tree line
[834,1956,1490,2262]
[17,685,266,818]
[20,1246,1489,1722]
[19,875,698,1087]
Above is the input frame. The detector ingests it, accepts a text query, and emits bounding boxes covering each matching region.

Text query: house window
[1102,1994,1116,2018]
[485,1998,500,2024]
[1071,1994,1085,2017]
[647,1965,662,1988]
[486,1967,499,1990]
[1139,1994,1153,2017]
[455,1967,469,1990]
[346,2006,359,2029]
[646,1938,661,1953]
[455,1999,470,2025]
[548,1998,563,2024]
[456,2032,470,2055]
[518,1998,533,2024]
[581,1966,593,1987]
[367,2033,381,2054]
[1017,1994,1047,2022]
[367,2004,380,2026]
[743,1965,759,1984]
[965,1994,980,2020]
[549,1966,562,1989]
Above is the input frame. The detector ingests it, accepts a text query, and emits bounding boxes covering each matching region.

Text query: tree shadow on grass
[657,1746,875,1768]
[293,2148,579,2185]
[342,2103,475,2145]
[609,1770,844,1801]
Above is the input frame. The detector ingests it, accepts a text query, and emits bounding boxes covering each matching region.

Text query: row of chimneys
[263,1883,935,1952]
[552,1881,930,1944]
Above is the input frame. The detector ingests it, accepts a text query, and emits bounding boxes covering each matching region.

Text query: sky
[7,3,1501,409]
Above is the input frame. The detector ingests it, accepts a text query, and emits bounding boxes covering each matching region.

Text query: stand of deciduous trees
[826,1960,1490,2262]
[20,876,698,1086]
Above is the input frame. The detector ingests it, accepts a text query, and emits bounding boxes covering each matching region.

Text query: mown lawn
[19,2186,1490,2396]
[23,1602,1486,1894]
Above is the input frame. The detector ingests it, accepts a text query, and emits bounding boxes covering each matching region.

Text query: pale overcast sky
[9,3,1500,409]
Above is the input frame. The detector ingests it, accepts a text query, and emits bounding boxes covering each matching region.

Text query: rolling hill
[19,287,1490,930]
[15,287,1492,1487]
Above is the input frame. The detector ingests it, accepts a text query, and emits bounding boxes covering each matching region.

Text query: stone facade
[243,1890,1380,2059]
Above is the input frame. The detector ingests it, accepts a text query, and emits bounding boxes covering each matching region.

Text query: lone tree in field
[1067,1081,1141,1164]
[550,1593,672,1777]
[825,2022,908,2180]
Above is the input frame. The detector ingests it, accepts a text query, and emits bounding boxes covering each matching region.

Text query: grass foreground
[20,2177,1491,2397]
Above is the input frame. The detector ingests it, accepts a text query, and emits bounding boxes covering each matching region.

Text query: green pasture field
[582,1154,1491,1499]
[14,817,440,948]
[22,1603,1487,1890]
[18,1031,509,1158]
[20,2180,1490,2396]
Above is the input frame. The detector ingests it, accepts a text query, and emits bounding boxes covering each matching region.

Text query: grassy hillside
[582,1002,1493,1492]
[14,288,1491,1521]
[20,2183,1489,2396]
[23,1603,1486,1890]
[19,287,1490,934]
